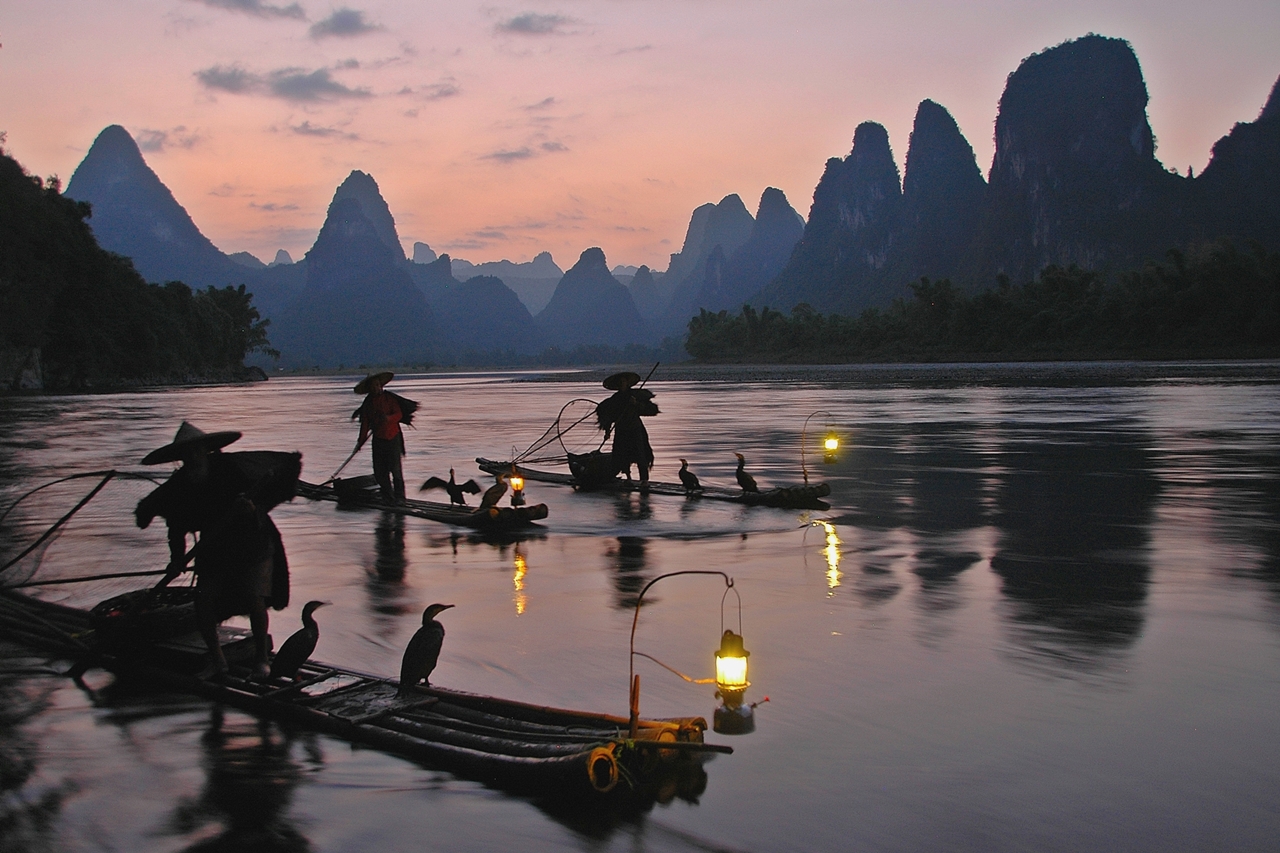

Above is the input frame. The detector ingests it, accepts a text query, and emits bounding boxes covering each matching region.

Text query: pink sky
[2,1,1277,270]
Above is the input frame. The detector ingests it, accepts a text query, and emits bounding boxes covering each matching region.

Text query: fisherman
[595,370,659,490]
[352,372,419,504]
[134,422,301,679]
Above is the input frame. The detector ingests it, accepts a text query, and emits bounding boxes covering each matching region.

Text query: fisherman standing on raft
[352,372,419,504]
[596,370,659,491]
[134,422,301,679]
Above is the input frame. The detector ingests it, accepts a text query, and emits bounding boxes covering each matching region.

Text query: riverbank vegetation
[685,241,1280,362]
[0,137,274,390]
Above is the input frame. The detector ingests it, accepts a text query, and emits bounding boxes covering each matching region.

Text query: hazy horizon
[2,1,1277,270]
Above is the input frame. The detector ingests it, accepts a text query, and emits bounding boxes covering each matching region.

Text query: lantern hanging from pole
[713,587,756,734]
[823,430,840,464]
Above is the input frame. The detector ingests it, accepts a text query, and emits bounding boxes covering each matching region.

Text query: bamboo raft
[0,588,726,805]
[297,476,549,531]
[476,458,832,510]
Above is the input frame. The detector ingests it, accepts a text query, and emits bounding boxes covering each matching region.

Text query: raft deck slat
[476,458,831,509]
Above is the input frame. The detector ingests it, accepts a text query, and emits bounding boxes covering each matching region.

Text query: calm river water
[2,362,1279,852]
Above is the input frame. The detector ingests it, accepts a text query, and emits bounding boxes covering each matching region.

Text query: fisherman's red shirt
[359,391,403,443]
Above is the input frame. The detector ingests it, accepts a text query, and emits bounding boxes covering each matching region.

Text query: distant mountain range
[61,33,1278,365]
[759,35,1280,316]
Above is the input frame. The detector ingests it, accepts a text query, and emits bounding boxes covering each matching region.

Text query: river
[1,362,1278,852]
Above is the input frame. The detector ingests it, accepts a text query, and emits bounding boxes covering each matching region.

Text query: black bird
[269,600,328,681]
[734,452,759,493]
[478,474,508,510]
[678,458,702,494]
[421,468,482,506]
[399,603,454,695]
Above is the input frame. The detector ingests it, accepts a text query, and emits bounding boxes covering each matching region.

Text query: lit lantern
[713,629,755,734]
[823,431,840,464]
[509,473,526,506]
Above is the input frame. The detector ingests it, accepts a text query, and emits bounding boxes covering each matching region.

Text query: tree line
[685,241,1280,362]
[0,138,274,390]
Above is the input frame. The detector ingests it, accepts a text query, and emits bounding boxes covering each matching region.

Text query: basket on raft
[90,586,199,643]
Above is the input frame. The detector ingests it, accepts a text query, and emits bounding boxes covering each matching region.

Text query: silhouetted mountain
[64,125,250,289]
[1,145,273,389]
[332,170,404,259]
[450,252,564,314]
[412,241,437,264]
[626,265,663,317]
[760,122,905,313]
[270,192,435,367]
[701,187,804,311]
[1196,75,1280,248]
[536,248,647,347]
[229,251,266,270]
[656,194,755,331]
[895,99,987,283]
[270,249,294,266]
[972,34,1190,284]
[409,255,543,355]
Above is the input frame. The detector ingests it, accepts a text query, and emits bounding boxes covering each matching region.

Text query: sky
[1,1,1278,271]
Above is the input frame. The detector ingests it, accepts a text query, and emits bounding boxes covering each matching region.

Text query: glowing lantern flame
[715,629,750,693]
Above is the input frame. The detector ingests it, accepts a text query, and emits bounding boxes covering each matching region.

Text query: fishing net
[509,398,605,466]
[0,470,180,609]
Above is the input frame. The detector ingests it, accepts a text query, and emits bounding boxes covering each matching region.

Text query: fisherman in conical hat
[352,372,419,504]
[595,370,659,491]
[135,421,301,679]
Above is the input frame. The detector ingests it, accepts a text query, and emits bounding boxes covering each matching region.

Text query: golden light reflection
[513,550,527,615]
[822,521,842,591]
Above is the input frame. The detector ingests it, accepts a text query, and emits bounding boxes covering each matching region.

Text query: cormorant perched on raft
[734,453,759,493]
[478,473,508,510]
[399,603,454,695]
[270,600,328,681]
[420,469,482,506]
[678,459,702,495]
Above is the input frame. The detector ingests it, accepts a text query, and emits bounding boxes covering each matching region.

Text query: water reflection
[0,654,68,851]
[991,429,1158,671]
[363,512,412,624]
[164,708,313,852]
[513,545,528,615]
[608,536,652,609]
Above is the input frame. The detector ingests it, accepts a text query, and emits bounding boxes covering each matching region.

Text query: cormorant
[678,458,702,494]
[399,603,454,695]
[734,453,759,493]
[421,468,482,506]
[478,474,508,510]
[269,600,328,681]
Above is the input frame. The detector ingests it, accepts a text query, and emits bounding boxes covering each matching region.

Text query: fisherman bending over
[596,371,659,490]
[134,422,301,679]
[353,372,419,504]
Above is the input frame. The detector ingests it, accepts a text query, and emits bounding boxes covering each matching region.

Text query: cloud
[310,8,380,39]
[496,13,572,35]
[250,201,301,211]
[289,121,360,140]
[525,97,557,111]
[189,0,305,19]
[472,230,508,240]
[481,147,535,162]
[399,80,460,101]
[540,141,568,153]
[196,64,259,93]
[269,68,371,100]
[197,64,372,101]
[135,126,202,152]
